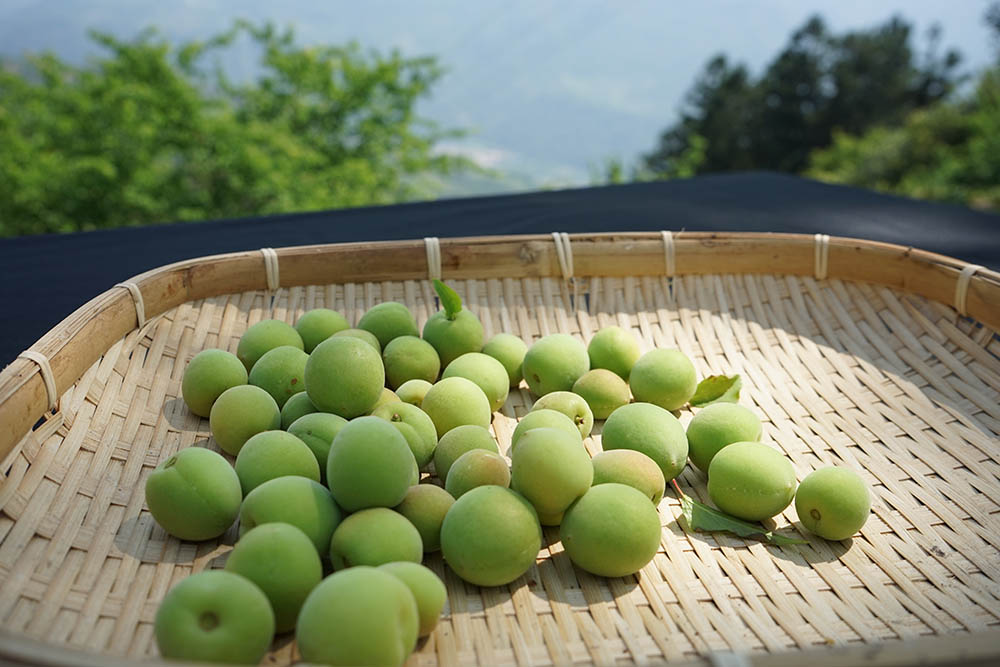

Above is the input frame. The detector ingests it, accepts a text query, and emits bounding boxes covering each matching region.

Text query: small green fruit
[279,392,318,430]
[571,369,631,420]
[248,345,309,409]
[305,336,385,418]
[383,335,441,389]
[371,387,400,413]
[358,302,419,349]
[396,379,432,407]
[331,327,381,353]
[708,442,797,522]
[154,570,274,664]
[329,508,423,569]
[587,326,641,380]
[628,348,697,411]
[433,424,499,483]
[795,467,871,541]
[445,449,510,498]
[224,523,322,633]
[591,449,666,505]
[422,309,485,368]
[379,562,447,637]
[509,409,582,456]
[287,412,348,481]
[234,430,320,496]
[296,308,350,353]
[181,349,248,418]
[481,333,528,388]
[296,567,419,667]
[440,486,542,587]
[601,402,688,483]
[421,377,492,439]
[145,447,242,541]
[394,484,455,552]
[371,401,438,469]
[326,416,416,512]
[209,384,281,456]
[239,476,342,556]
[530,391,594,438]
[686,402,762,473]
[442,352,510,412]
[560,483,661,577]
[511,427,593,524]
[522,334,589,396]
[237,319,303,372]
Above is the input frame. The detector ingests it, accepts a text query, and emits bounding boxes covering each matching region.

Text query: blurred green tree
[0,21,469,236]
[806,6,1000,211]
[642,14,963,178]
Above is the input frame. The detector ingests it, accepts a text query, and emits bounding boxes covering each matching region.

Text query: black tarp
[2,171,997,366]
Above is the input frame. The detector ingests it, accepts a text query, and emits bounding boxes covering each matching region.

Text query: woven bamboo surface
[1,233,999,666]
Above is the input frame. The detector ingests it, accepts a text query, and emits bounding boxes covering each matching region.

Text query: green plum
[394,484,455,552]
[571,369,631,420]
[708,442,797,522]
[305,336,385,418]
[279,391,318,430]
[154,570,274,664]
[358,302,419,349]
[209,384,280,456]
[382,335,441,389]
[326,416,416,512]
[421,377,492,439]
[601,402,688,483]
[511,427,593,524]
[296,567,419,667]
[509,409,582,456]
[239,475,342,556]
[686,402,763,473]
[286,412,348,483]
[440,485,542,587]
[433,425,499,483]
[145,447,242,541]
[396,379,432,407]
[530,391,594,439]
[422,309,485,369]
[522,333,590,397]
[795,467,871,540]
[329,508,423,569]
[482,333,528,388]
[181,349,248,418]
[442,352,510,412]
[247,345,309,409]
[445,449,511,498]
[234,430,320,495]
[560,483,662,577]
[591,449,666,505]
[331,328,381,353]
[295,308,350,353]
[587,326,640,380]
[379,562,447,637]
[224,523,322,633]
[628,348,697,411]
[237,319,303,372]
[371,387,400,413]
[371,401,438,469]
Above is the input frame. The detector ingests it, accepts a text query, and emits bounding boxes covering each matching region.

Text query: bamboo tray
[1,232,999,667]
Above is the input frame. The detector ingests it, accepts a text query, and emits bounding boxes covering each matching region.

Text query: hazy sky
[2,1,996,186]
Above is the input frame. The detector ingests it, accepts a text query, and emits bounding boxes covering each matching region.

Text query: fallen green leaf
[689,374,742,407]
[433,279,463,320]
[674,482,806,547]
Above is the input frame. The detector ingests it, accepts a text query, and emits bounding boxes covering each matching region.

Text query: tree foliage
[642,14,963,178]
[0,21,468,236]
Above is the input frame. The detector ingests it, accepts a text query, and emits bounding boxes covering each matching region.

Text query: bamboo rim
[2,232,997,464]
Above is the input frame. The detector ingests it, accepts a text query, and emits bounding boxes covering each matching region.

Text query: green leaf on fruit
[689,374,742,407]
[674,484,806,547]
[433,279,463,320]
